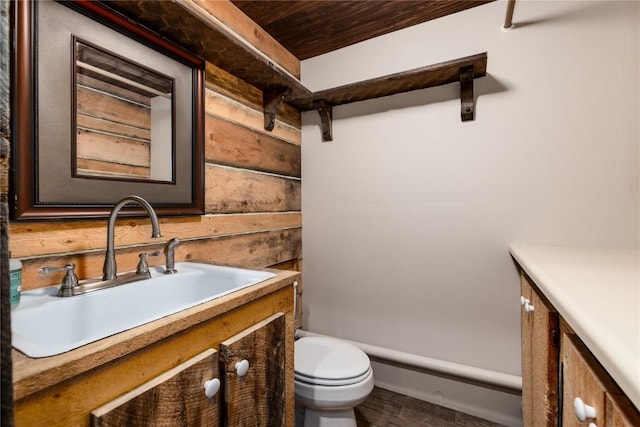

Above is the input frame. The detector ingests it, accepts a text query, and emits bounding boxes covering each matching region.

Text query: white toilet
[294,336,374,427]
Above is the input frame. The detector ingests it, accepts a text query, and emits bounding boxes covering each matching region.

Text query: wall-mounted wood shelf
[286,53,488,141]
[99,0,312,100]
[98,1,487,142]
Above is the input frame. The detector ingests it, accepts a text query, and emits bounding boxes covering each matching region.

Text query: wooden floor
[354,387,505,427]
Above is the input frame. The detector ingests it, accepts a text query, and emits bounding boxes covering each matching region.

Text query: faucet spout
[103,195,162,281]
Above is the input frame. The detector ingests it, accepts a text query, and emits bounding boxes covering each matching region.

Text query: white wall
[300,1,639,425]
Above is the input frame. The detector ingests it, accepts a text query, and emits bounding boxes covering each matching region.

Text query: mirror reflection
[73,38,174,182]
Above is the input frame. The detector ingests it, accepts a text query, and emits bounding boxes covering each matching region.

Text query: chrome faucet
[103,195,162,281]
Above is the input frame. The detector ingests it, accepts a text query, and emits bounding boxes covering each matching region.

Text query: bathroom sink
[11,262,276,358]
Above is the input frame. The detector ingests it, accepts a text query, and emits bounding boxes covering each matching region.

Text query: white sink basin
[12,262,276,358]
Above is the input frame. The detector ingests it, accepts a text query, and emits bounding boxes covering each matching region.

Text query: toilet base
[302,408,357,427]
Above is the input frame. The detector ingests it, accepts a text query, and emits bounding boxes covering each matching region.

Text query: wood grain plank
[520,274,559,427]
[288,53,488,111]
[607,393,640,426]
[529,282,559,426]
[16,228,301,289]
[77,86,150,128]
[232,1,492,60]
[8,212,300,258]
[76,128,150,167]
[206,90,300,146]
[268,259,302,330]
[206,165,300,213]
[77,73,151,107]
[92,349,219,427]
[355,387,502,427]
[561,331,616,427]
[205,62,300,129]
[205,114,300,177]
[221,313,286,426]
[101,1,310,100]
[77,114,151,141]
[191,0,300,78]
[76,158,151,179]
[182,228,302,269]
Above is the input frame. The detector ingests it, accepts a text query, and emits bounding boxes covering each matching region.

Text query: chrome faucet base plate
[63,271,151,297]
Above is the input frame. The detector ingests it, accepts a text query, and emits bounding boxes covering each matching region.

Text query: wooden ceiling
[231,0,494,60]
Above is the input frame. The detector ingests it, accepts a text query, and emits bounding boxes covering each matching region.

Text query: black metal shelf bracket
[460,65,475,121]
[263,88,291,131]
[314,100,333,142]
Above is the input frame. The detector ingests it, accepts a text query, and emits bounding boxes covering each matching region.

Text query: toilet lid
[294,337,371,385]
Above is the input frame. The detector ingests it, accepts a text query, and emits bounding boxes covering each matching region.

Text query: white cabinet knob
[588,423,597,427]
[204,378,220,399]
[520,296,530,306]
[235,359,250,377]
[525,302,535,313]
[574,397,596,421]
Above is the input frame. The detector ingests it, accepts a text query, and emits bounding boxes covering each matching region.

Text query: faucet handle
[40,264,79,297]
[136,251,160,275]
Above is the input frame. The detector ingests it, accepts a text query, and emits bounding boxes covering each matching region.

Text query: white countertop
[509,245,640,410]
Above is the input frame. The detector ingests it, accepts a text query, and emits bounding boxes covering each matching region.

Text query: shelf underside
[100,0,311,100]
[287,53,487,111]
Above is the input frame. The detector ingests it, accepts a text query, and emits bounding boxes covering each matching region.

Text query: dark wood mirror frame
[10,0,205,220]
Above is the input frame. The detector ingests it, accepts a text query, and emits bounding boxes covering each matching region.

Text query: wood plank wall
[7,62,303,324]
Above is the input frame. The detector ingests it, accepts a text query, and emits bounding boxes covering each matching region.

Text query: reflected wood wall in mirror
[11,0,205,220]
[73,37,175,182]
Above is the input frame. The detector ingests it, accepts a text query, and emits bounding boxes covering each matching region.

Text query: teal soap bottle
[9,256,22,308]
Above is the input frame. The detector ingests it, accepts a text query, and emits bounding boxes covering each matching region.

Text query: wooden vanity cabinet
[560,327,640,427]
[520,274,560,427]
[518,272,640,427]
[13,282,296,427]
[91,312,287,427]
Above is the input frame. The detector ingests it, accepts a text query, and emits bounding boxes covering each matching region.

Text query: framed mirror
[11,0,205,220]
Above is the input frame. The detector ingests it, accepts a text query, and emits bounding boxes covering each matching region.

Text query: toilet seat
[295,366,373,386]
[294,337,371,386]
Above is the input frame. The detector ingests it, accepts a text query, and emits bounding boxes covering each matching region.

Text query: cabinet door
[561,332,611,427]
[92,348,220,427]
[561,331,640,427]
[606,393,640,426]
[520,274,559,426]
[221,312,286,427]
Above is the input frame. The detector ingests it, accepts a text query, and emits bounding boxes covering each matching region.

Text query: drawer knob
[204,378,220,399]
[235,359,250,377]
[520,296,530,306]
[574,397,596,421]
[524,302,535,313]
